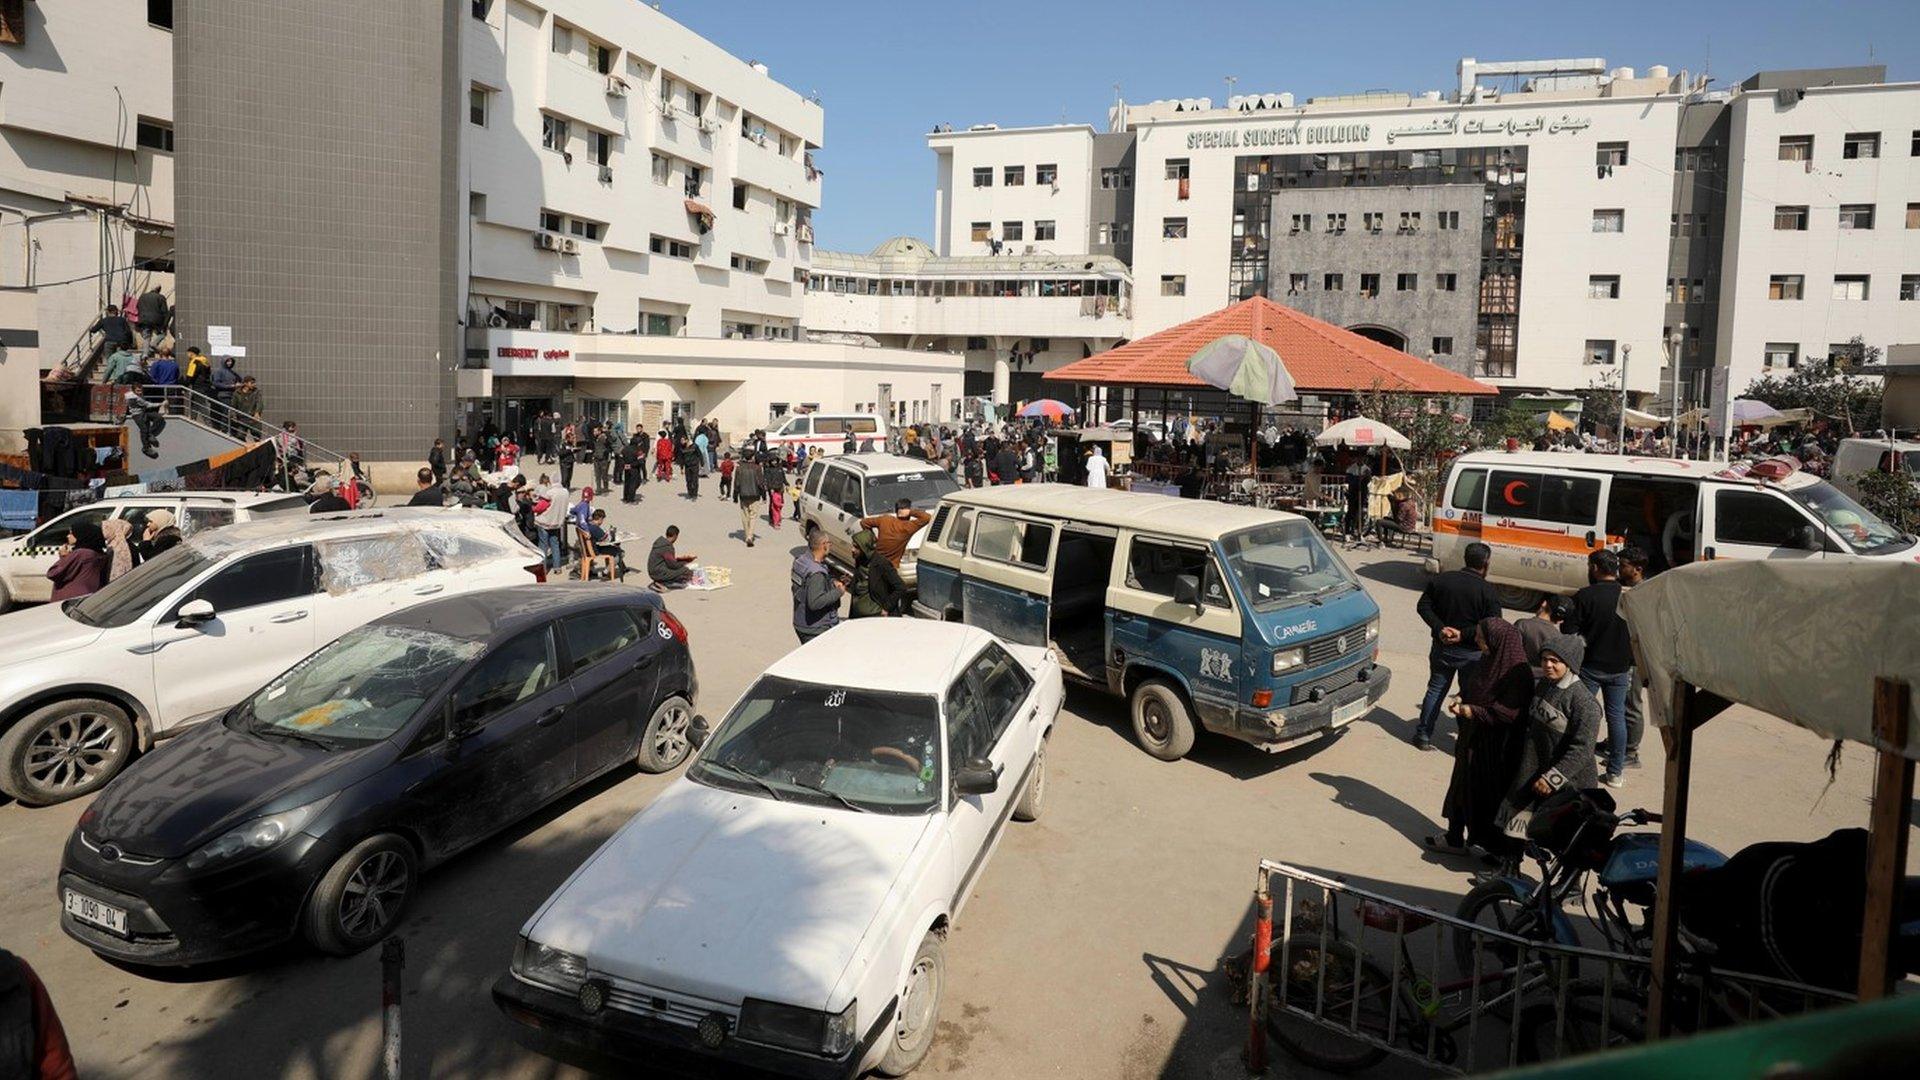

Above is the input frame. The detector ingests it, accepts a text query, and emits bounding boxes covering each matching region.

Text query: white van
[1831,437,1920,502]
[763,412,887,456]
[0,491,310,612]
[1429,451,1915,606]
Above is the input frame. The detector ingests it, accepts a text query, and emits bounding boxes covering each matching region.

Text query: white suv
[495,619,1063,1077]
[0,491,311,612]
[797,453,960,586]
[0,508,547,805]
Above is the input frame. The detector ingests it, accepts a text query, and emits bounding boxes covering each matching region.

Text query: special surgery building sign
[1184,112,1592,151]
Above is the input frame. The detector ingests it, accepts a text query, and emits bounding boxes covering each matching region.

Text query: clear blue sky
[662,0,1918,253]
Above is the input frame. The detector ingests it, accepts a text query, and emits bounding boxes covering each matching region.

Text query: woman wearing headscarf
[1427,616,1533,857]
[847,529,906,618]
[1497,633,1602,835]
[47,521,109,599]
[138,509,184,562]
[100,517,137,580]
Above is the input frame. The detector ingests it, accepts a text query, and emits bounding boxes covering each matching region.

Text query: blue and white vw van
[913,485,1389,761]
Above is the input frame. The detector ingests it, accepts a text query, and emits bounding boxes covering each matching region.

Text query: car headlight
[1364,619,1380,642]
[738,997,858,1056]
[1271,646,1305,675]
[512,935,589,995]
[182,797,331,872]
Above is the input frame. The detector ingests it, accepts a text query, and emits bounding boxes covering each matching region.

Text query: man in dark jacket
[648,525,695,589]
[1413,540,1502,750]
[90,305,135,351]
[1562,548,1633,787]
[406,467,444,506]
[990,443,1020,485]
[136,286,170,345]
[427,438,447,484]
[791,530,845,642]
[733,453,764,546]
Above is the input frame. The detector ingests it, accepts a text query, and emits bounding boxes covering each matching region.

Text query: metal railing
[104,385,350,476]
[1243,859,1853,1075]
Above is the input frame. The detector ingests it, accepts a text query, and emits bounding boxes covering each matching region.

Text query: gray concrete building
[1088,133,1136,265]
[172,0,461,459]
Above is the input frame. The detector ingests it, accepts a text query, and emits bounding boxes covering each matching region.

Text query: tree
[1741,337,1883,435]
[1575,370,1623,439]
[1852,469,1920,535]
[1355,383,1471,499]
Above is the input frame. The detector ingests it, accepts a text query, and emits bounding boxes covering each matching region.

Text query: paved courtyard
[0,481,1903,1079]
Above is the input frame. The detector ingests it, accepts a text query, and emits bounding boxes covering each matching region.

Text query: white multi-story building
[0,1,175,385]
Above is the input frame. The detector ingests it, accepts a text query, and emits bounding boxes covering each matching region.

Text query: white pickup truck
[494,619,1064,1078]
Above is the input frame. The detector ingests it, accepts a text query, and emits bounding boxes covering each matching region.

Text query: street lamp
[1619,343,1631,449]
[1667,325,1685,458]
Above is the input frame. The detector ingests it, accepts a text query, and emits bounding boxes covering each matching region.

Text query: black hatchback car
[59,583,697,966]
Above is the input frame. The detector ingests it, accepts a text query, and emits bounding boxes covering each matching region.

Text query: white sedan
[494,619,1063,1078]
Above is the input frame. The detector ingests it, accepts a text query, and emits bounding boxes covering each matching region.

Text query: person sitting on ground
[406,466,444,507]
[308,475,352,514]
[647,525,695,590]
[859,498,933,568]
[578,508,627,581]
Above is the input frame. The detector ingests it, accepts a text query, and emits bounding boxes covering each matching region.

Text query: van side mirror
[1172,573,1204,613]
[175,599,216,629]
[953,756,999,797]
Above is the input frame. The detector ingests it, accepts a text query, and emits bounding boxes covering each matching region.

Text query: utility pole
[1619,344,1631,449]
[1224,75,1237,106]
[1668,324,1685,457]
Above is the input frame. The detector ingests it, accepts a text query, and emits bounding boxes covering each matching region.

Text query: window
[1596,142,1628,168]
[728,254,767,274]
[1363,212,1384,233]
[1842,132,1880,159]
[1003,165,1025,186]
[468,86,490,127]
[452,627,558,729]
[1036,163,1057,185]
[1829,342,1865,368]
[649,235,693,259]
[1764,342,1799,369]
[539,209,563,233]
[1125,540,1228,608]
[687,89,705,116]
[1488,471,1601,525]
[1592,209,1625,233]
[1289,213,1311,234]
[1286,273,1307,295]
[1111,222,1131,244]
[1359,273,1380,298]
[560,609,643,672]
[1715,491,1811,548]
[1778,135,1813,161]
[965,336,988,350]
[943,507,976,552]
[135,117,173,153]
[541,114,569,153]
[1436,211,1460,230]
[0,0,24,43]
[1914,130,1920,156]
[591,43,612,75]
[1034,219,1057,241]
[1323,272,1343,292]
[969,167,992,187]
[971,514,1051,569]
[684,165,703,198]
[1160,275,1186,296]
[468,191,486,217]
[1396,273,1417,292]
[1431,336,1454,355]
[1327,213,1347,234]
[968,221,990,243]
[567,218,600,240]
[1832,275,1869,301]
[1585,339,1617,365]
[1435,273,1457,292]
[1002,220,1023,241]
[1449,469,1487,512]
[1588,275,1621,299]
[643,312,675,336]
[1839,204,1875,230]
[1909,203,1920,229]
[1162,217,1188,239]
[1768,274,1804,300]
[732,182,748,210]
[1774,205,1808,231]
[1095,222,1111,245]
[1902,275,1920,302]
[149,0,174,28]
[590,130,611,166]
[651,152,670,185]
[1099,166,1131,189]
[174,546,316,619]
[551,23,571,54]
[776,198,792,223]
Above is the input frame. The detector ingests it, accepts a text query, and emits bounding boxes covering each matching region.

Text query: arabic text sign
[1183,112,1593,151]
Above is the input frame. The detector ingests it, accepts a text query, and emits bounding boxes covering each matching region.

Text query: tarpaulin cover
[1622,560,1920,759]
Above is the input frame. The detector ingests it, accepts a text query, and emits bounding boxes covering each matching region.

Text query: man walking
[428,438,447,485]
[534,474,569,571]
[136,286,170,347]
[791,529,845,643]
[1084,445,1110,489]
[1605,547,1650,770]
[1412,540,1501,750]
[1563,548,1633,787]
[733,452,764,547]
[860,499,932,568]
[91,305,136,354]
[592,425,614,491]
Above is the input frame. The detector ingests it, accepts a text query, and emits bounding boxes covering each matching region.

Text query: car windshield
[690,675,942,814]
[1785,480,1912,555]
[227,625,484,747]
[1220,519,1360,611]
[67,546,212,629]
[866,470,961,509]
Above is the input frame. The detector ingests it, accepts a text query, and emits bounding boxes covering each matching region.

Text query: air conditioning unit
[534,232,559,250]
[658,100,675,118]
[598,165,614,183]
[698,117,722,134]
[607,77,629,98]
[772,222,792,236]
[560,237,581,254]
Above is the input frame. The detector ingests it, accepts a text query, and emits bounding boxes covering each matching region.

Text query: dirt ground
[0,479,1903,1078]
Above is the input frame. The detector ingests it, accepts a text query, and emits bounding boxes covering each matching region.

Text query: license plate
[65,889,129,936]
[1331,697,1371,726]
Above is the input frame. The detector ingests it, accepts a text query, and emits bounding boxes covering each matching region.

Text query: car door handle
[535,705,566,728]
[413,584,445,595]
[270,610,310,624]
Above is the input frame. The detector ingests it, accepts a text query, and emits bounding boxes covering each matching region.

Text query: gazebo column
[991,336,1012,407]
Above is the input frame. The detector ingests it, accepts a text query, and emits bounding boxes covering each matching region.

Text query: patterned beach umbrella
[1016,399,1076,420]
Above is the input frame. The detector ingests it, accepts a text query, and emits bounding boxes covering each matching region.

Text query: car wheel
[1011,740,1046,822]
[303,834,417,957]
[876,931,945,1077]
[636,695,694,773]
[0,698,136,806]
[1130,679,1196,762]
[1494,584,1541,611]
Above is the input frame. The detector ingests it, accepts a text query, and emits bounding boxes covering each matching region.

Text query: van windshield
[1785,480,1912,555]
[1219,520,1359,611]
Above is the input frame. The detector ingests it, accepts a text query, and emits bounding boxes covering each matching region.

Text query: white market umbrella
[1316,415,1411,450]
[1728,398,1786,427]
[1622,407,1665,430]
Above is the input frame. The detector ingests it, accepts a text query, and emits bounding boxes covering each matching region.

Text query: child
[718,452,735,499]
